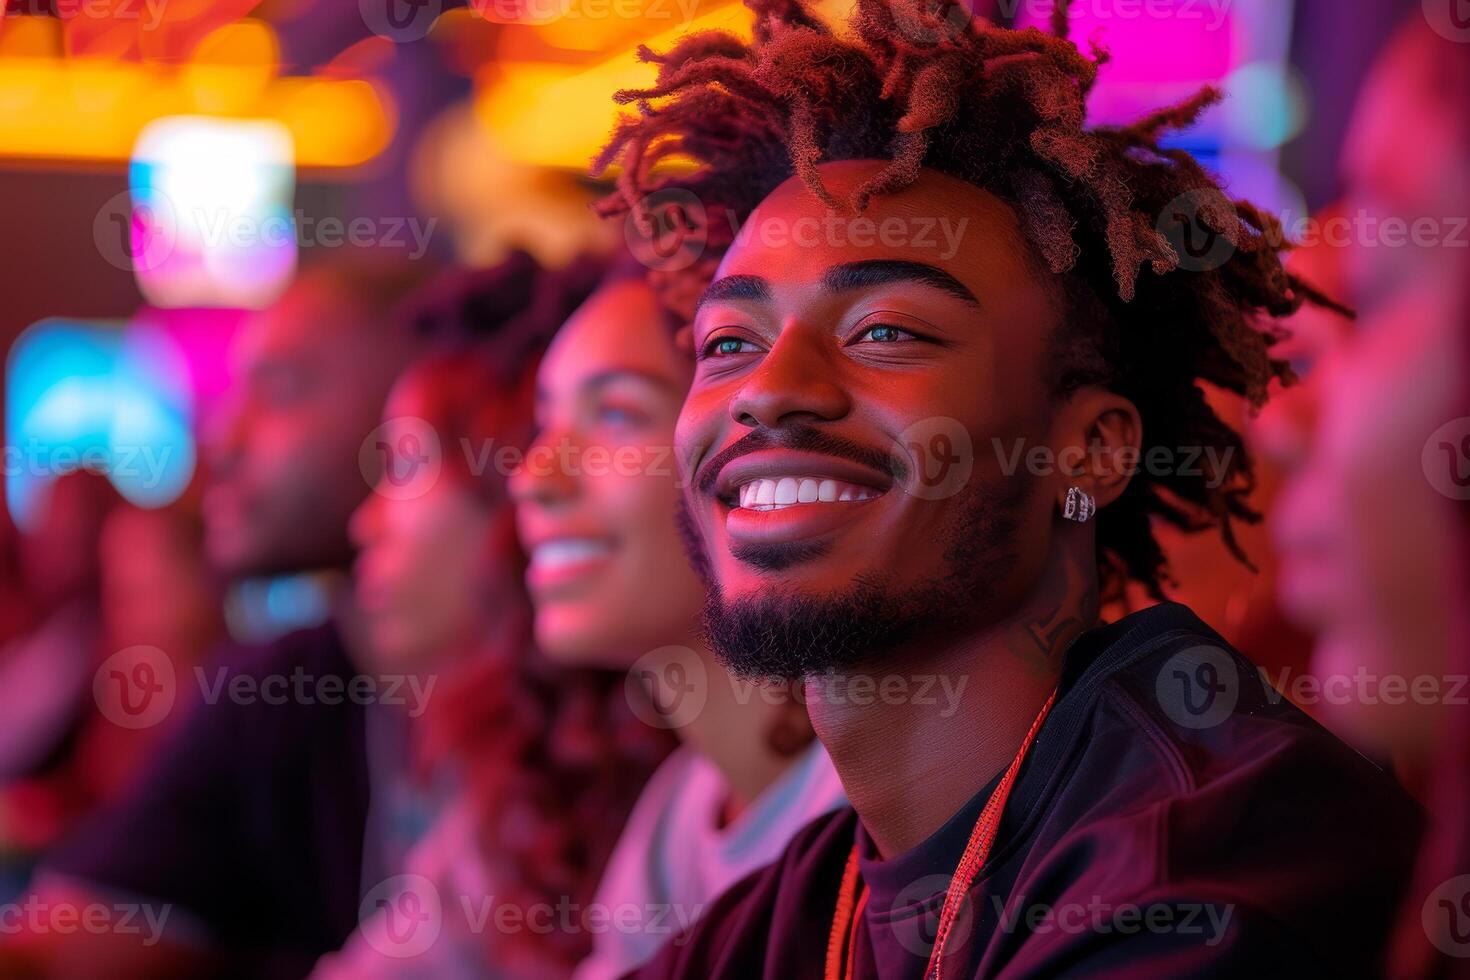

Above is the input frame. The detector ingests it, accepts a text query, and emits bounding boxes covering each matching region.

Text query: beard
[677,475,1031,681]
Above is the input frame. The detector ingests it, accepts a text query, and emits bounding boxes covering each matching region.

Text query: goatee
[680,478,1029,680]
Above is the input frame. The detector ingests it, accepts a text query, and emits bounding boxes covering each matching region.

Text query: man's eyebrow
[822,260,981,308]
[693,274,772,313]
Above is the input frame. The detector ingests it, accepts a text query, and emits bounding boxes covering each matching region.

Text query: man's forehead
[712,161,1032,287]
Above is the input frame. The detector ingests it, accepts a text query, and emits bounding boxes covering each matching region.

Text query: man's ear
[1050,386,1142,511]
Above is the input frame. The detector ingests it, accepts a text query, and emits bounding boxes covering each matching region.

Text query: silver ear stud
[1063,486,1096,523]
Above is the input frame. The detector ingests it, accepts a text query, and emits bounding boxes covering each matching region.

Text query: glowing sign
[129,115,297,309]
[6,319,196,529]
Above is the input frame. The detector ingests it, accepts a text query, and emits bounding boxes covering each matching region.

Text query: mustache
[693,423,909,496]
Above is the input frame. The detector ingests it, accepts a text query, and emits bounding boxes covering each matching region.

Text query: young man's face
[204,279,409,579]
[677,161,1067,676]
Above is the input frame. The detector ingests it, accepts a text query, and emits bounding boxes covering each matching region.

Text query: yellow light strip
[0,58,393,168]
[475,0,848,171]
[474,1,733,171]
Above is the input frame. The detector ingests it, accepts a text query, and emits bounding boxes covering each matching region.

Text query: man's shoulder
[1079,603,1414,816]
[1010,603,1422,972]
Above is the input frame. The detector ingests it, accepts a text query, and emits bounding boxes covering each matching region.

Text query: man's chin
[700,576,925,681]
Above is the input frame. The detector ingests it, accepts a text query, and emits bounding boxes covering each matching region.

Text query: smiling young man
[592,1,1423,976]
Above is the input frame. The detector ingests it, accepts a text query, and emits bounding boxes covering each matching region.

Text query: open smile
[524,535,617,594]
[711,449,894,548]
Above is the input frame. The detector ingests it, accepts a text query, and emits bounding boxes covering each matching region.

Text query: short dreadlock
[593,0,1346,598]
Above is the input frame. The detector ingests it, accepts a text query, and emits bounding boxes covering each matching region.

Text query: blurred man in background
[1258,16,1470,976]
[0,472,121,897]
[0,257,429,979]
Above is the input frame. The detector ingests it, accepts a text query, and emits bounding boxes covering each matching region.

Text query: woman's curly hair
[593,0,1347,598]
[408,256,679,973]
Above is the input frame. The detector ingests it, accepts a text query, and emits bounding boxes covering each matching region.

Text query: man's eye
[702,336,760,358]
[856,324,912,343]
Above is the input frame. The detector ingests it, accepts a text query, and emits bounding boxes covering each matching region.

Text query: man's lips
[711,449,893,507]
[708,449,895,549]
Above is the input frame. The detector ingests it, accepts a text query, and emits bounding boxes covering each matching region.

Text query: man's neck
[808,545,1099,858]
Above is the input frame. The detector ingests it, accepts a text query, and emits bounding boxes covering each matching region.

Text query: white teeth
[531,538,612,569]
[734,477,883,510]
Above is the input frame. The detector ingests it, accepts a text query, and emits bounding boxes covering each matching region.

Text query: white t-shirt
[312,740,847,979]
[573,740,848,980]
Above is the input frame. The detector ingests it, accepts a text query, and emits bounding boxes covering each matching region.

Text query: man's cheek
[674,407,720,487]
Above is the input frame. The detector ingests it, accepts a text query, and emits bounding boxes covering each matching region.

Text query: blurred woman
[509,261,848,979]
[312,259,677,978]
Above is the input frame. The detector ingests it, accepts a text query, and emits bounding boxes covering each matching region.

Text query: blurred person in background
[313,257,680,978]
[0,495,223,894]
[88,500,223,796]
[0,471,121,898]
[1256,15,1470,977]
[0,257,432,979]
[0,501,37,650]
[1266,14,1469,795]
[510,261,848,980]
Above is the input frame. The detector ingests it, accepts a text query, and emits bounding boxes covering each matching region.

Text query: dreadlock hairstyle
[592,0,1348,599]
